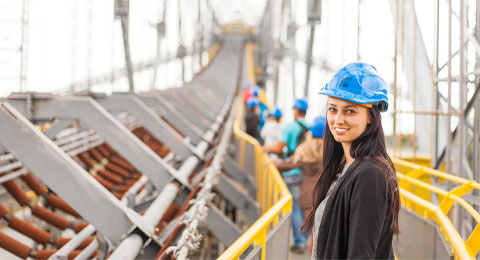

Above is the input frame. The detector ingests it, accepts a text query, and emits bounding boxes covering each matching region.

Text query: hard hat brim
[319,89,388,112]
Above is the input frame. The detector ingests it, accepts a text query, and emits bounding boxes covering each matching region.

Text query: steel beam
[205,201,243,246]
[0,102,136,244]
[216,174,260,222]
[138,95,211,145]
[165,89,217,123]
[93,93,201,161]
[158,92,211,132]
[5,95,187,189]
[388,0,444,154]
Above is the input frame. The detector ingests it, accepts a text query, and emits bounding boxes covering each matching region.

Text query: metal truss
[0,102,136,244]
[3,93,191,189]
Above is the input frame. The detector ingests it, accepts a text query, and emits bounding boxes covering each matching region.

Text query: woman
[303,62,400,259]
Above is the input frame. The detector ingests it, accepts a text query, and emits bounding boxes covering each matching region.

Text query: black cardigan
[315,159,395,259]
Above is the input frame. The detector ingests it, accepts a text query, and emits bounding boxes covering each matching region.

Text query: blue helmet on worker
[269,107,282,119]
[310,116,326,138]
[252,86,261,97]
[292,98,309,111]
[246,97,260,108]
[319,62,389,112]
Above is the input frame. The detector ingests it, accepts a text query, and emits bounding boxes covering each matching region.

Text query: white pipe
[73,238,99,260]
[142,183,179,229]
[108,234,144,260]
[49,224,96,259]
[121,175,148,205]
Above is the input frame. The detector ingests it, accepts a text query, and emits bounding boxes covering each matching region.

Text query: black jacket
[315,159,395,259]
[245,110,260,139]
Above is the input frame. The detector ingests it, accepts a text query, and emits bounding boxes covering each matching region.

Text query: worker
[302,62,400,259]
[252,86,269,129]
[273,115,326,256]
[261,107,283,159]
[243,81,255,103]
[263,97,310,253]
[244,97,262,143]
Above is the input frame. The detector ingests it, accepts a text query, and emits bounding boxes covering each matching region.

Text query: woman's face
[326,97,370,145]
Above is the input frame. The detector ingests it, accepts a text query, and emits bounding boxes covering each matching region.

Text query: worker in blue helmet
[261,107,283,158]
[263,98,310,252]
[309,115,326,138]
[251,86,269,130]
[244,97,262,142]
[273,115,326,253]
[304,62,400,259]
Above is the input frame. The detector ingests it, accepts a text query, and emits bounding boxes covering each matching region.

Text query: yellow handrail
[392,157,480,190]
[399,189,473,259]
[218,42,292,259]
[218,98,292,260]
[394,157,480,258]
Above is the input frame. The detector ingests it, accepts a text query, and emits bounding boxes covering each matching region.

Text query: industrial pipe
[50,224,96,259]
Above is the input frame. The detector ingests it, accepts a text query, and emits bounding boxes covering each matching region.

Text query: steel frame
[4,94,188,189]
[0,102,138,244]
[92,93,202,161]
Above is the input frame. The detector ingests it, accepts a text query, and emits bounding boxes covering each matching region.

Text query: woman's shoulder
[350,159,389,183]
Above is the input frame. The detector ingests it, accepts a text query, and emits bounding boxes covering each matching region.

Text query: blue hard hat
[310,116,326,138]
[319,62,389,112]
[269,107,283,118]
[292,98,308,111]
[246,97,260,108]
[252,86,261,97]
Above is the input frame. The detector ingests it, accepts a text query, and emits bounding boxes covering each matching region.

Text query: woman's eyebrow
[327,103,358,109]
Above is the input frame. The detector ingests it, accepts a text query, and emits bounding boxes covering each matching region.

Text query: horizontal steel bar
[0,168,28,184]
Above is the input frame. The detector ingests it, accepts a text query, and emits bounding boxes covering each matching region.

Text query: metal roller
[8,216,52,245]
[0,232,32,259]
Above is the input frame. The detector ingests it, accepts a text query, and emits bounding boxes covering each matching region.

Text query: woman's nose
[333,112,345,124]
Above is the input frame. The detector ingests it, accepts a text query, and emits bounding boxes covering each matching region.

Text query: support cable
[163,98,236,260]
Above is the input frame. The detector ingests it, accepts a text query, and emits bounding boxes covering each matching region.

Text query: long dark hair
[302,106,400,235]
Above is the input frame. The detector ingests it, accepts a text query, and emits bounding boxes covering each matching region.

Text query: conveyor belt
[0,35,247,259]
